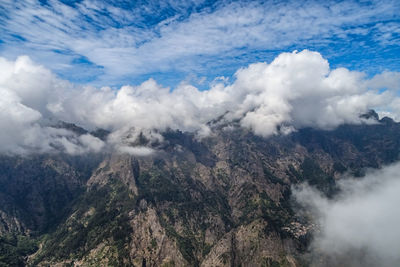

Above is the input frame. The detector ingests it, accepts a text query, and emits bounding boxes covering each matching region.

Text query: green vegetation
[263,166,285,185]
[136,164,233,266]
[260,195,289,232]
[0,234,38,267]
[32,179,135,265]
[333,162,347,173]
[151,238,157,249]
[202,243,212,257]
[300,157,335,194]
[161,260,175,267]
[260,256,293,267]
[136,169,189,204]
[160,217,199,266]
[286,164,303,182]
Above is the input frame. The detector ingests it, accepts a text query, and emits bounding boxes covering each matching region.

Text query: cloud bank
[294,163,400,267]
[0,50,399,154]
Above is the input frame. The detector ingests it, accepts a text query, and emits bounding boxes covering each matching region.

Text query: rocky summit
[1,113,400,267]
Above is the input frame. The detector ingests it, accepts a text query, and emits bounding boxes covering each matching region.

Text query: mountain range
[1,110,399,267]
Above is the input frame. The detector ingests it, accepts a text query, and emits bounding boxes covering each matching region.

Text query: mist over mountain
[1,110,400,266]
[1,51,400,156]
[295,162,400,267]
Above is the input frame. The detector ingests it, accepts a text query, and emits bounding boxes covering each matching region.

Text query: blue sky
[0,0,399,89]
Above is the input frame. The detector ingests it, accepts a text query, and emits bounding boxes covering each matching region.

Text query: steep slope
[18,116,400,266]
[0,153,103,266]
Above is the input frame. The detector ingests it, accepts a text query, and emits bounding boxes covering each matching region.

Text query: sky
[0,0,399,88]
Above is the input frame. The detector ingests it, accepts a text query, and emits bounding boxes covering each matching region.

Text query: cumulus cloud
[293,163,400,267]
[0,56,104,155]
[0,50,399,154]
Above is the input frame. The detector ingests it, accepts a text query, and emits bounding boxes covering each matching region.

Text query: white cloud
[1,0,399,82]
[0,56,105,154]
[118,146,155,157]
[294,162,400,267]
[0,50,399,154]
[226,50,393,135]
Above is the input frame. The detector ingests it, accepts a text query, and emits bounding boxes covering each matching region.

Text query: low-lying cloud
[294,163,400,267]
[0,50,399,154]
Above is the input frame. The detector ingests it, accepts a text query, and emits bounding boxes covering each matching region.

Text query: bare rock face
[3,118,400,266]
[0,210,25,234]
[129,206,186,266]
[201,220,297,267]
[87,154,139,195]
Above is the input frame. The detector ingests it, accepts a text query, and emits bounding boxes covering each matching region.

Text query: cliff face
[0,155,97,235]
[1,117,400,266]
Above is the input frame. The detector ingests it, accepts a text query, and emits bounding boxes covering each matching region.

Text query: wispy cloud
[0,0,399,85]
